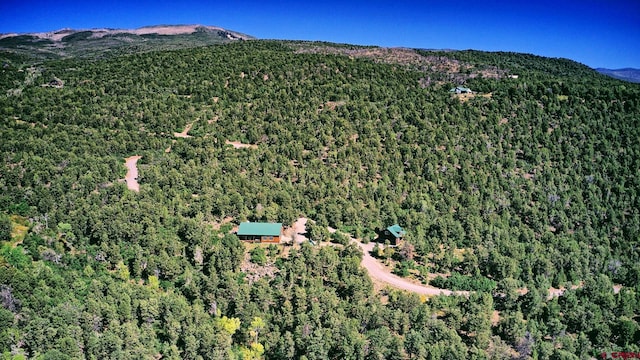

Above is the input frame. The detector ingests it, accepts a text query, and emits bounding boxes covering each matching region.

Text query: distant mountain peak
[596,67,640,83]
[0,24,253,42]
[0,24,254,60]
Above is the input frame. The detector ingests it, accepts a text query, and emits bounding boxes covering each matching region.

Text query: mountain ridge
[0,24,253,41]
[0,24,253,61]
[595,67,640,83]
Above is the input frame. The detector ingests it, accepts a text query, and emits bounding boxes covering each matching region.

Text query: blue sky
[1,0,638,69]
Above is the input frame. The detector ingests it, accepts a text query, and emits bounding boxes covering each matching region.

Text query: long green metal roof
[237,222,282,236]
[386,224,406,238]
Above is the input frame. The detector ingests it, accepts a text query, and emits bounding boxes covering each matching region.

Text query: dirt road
[174,123,193,138]
[124,156,142,192]
[356,241,467,296]
[326,225,466,296]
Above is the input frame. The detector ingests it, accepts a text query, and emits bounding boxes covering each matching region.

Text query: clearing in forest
[225,140,258,149]
[280,217,308,244]
[174,123,193,138]
[8,215,29,247]
[454,92,492,103]
[124,156,142,192]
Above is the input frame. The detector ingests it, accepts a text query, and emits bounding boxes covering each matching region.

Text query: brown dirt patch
[225,140,258,149]
[324,100,345,110]
[547,286,566,299]
[281,217,308,244]
[518,168,535,180]
[165,140,176,153]
[491,310,501,326]
[292,44,506,81]
[516,287,529,296]
[240,248,279,284]
[317,100,346,113]
[124,155,142,192]
[174,123,193,138]
[209,216,234,230]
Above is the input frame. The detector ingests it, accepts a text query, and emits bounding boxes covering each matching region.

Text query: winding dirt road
[356,241,467,296]
[262,218,618,298]
[124,156,142,192]
[325,225,466,296]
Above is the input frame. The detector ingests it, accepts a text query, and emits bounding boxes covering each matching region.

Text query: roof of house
[237,222,282,236]
[450,86,472,92]
[386,224,406,238]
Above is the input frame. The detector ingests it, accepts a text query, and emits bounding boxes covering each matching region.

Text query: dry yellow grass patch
[9,215,29,246]
[317,100,346,113]
[454,92,492,103]
[452,248,471,262]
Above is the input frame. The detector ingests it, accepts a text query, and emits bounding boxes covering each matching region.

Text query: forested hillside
[1,40,639,359]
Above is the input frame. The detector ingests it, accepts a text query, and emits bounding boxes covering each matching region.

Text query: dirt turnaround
[124,156,142,192]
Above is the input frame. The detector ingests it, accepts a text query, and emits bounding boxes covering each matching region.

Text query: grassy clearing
[9,215,29,246]
[454,92,493,103]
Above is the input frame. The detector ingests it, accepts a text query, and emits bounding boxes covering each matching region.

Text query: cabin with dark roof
[376,224,406,246]
[237,222,282,243]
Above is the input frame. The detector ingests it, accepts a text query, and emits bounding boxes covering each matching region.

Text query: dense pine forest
[1,39,639,359]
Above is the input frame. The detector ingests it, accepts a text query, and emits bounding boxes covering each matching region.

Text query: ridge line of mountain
[1,24,638,83]
[0,24,253,41]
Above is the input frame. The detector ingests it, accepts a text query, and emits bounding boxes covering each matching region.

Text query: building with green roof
[376,224,406,246]
[237,222,282,243]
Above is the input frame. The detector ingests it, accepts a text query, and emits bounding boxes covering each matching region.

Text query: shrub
[250,247,267,265]
[330,231,349,245]
[430,272,496,292]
